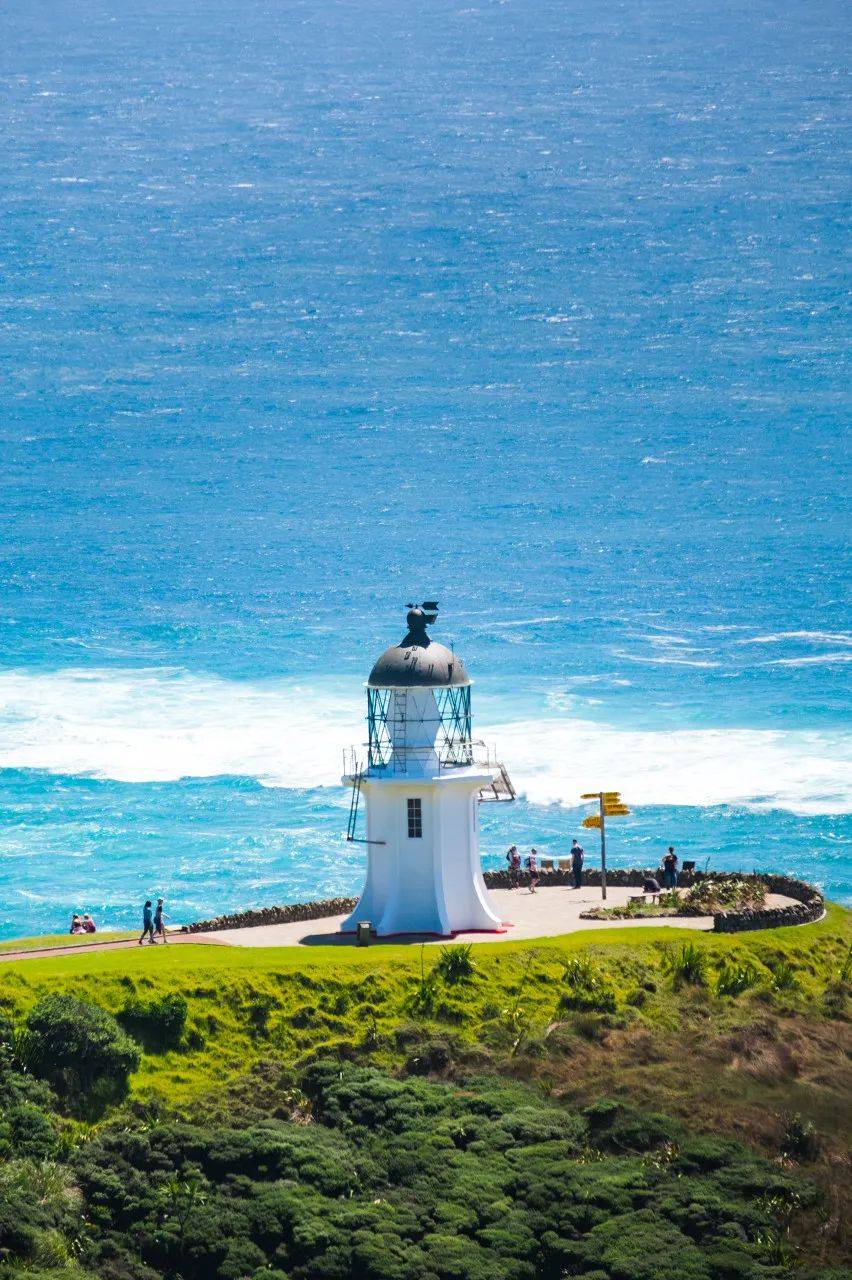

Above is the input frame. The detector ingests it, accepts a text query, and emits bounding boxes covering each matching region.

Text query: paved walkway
[215,885,798,948]
[0,933,226,963]
[0,887,801,960]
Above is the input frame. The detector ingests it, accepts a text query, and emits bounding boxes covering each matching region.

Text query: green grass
[0,903,846,1109]
[0,903,849,1273]
[0,930,136,953]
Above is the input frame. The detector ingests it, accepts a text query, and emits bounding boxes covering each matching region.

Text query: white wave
[737,631,852,647]
[612,650,720,668]
[0,668,360,788]
[488,616,562,629]
[770,653,852,666]
[480,717,852,816]
[0,668,850,816]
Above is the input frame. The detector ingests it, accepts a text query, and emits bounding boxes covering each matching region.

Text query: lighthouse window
[407,798,423,838]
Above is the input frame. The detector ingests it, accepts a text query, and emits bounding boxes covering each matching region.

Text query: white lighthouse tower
[342,603,514,938]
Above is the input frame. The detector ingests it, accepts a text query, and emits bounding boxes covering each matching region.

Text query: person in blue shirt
[571,839,584,889]
[139,900,156,945]
[663,847,679,889]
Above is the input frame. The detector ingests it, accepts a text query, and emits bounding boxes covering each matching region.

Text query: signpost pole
[599,791,607,901]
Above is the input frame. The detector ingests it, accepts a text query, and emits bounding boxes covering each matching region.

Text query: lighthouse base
[341,768,503,939]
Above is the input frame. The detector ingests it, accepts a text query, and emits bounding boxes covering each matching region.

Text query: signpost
[580,791,631,900]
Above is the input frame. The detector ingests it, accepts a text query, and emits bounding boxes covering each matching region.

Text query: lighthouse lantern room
[342,603,514,938]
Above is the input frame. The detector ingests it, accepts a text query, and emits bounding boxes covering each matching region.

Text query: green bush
[118,992,188,1050]
[767,958,799,993]
[559,956,617,1013]
[780,1111,819,1162]
[20,995,140,1114]
[434,943,476,984]
[662,941,708,989]
[715,962,760,998]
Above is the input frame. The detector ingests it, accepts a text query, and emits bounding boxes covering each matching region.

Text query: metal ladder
[391,689,408,773]
[344,760,386,845]
[346,761,364,842]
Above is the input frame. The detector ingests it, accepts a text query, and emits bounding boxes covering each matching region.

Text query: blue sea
[1,0,849,938]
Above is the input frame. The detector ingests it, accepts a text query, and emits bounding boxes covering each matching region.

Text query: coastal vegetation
[580,876,768,921]
[0,909,848,1278]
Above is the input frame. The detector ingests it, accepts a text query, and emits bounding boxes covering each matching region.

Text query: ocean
[1,0,849,938]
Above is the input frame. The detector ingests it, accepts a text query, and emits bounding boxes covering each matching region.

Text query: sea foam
[1,667,850,816]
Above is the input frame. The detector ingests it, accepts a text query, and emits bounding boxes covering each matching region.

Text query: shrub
[21,995,140,1114]
[434,944,476,984]
[680,876,767,915]
[780,1111,819,1161]
[767,958,799,993]
[1,1104,56,1159]
[118,992,188,1051]
[558,957,617,1013]
[714,962,760,998]
[662,941,708,989]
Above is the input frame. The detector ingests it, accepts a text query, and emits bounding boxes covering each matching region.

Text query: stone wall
[181,872,823,936]
[484,866,694,889]
[485,866,824,933]
[181,897,358,935]
[711,873,824,933]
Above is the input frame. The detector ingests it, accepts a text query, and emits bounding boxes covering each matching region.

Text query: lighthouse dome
[368,606,470,688]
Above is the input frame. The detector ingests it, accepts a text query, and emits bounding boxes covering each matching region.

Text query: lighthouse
[342,603,514,938]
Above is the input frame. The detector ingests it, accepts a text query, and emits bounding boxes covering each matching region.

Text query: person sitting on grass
[526,848,540,893]
[81,913,97,933]
[139,899,157,946]
[69,914,85,935]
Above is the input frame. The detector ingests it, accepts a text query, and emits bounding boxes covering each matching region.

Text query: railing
[343,739,505,777]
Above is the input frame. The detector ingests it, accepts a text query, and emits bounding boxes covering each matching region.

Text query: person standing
[663,847,679,889]
[570,838,584,889]
[139,899,156,945]
[526,848,540,893]
[506,845,522,889]
[154,898,169,943]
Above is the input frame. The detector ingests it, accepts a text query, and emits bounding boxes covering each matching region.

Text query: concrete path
[0,887,801,960]
[0,933,226,963]
[213,885,799,948]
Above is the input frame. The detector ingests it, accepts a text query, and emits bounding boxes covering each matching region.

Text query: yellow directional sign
[603,805,631,816]
[602,792,621,800]
[580,792,600,800]
[582,815,602,829]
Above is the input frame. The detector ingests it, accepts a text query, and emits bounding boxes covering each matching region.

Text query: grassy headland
[0,907,848,1278]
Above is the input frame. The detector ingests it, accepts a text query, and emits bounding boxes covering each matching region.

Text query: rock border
[710,872,824,933]
[181,897,358,935]
[181,872,823,937]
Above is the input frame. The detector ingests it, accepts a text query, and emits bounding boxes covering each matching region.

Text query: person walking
[570,838,584,889]
[139,899,156,946]
[662,847,679,890]
[506,845,522,889]
[526,848,540,893]
[153,898,169,943]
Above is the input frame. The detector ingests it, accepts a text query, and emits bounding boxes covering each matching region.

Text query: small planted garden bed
[580,877,767,922]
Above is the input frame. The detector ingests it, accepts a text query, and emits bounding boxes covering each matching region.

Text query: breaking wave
[0,667,850,816]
